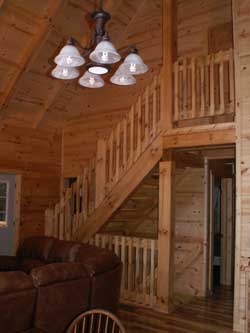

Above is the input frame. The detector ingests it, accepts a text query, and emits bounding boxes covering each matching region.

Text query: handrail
[173,49,235,124]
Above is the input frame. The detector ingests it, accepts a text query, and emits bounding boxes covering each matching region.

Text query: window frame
[0,180,9,227]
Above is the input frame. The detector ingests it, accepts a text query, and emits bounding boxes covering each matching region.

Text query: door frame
[203,151,235,295]
[0,172,21,253]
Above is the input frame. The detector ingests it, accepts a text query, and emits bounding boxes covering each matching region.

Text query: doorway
[206,159,235,293]
[0,173,18,255]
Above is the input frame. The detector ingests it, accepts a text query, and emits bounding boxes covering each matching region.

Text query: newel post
[95,139,106,207]
[157,151,175,312]
[161,0,176,131]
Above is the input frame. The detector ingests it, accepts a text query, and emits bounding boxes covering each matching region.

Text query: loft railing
[45,71,163,240]
[90,234,158,308]
[173,49,235,125]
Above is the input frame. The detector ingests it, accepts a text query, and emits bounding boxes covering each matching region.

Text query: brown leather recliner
[0,236,122,333]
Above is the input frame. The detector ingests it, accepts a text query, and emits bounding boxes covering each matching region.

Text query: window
[0,181,8,225]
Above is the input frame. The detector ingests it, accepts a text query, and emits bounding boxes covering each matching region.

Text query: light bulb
[62,68,69,77]
[101,51,109,62]
[120,76,125,83]
[89,77,95,85]
[130,64,137,73]
[66,56,73,65]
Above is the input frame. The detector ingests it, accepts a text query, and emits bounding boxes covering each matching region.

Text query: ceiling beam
[163,123,236,149]
[0,0,67,121]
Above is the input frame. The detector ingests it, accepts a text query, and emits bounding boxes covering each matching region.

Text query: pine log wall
[232,1,250,332]
[174,167,205,298]
[62,0,232,178]
[177,0,233,57]
[0,125,61,241]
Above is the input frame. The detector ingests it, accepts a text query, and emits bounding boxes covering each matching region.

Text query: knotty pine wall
[232,0,250,331]
[177,0,232,57]
[174,167,205,297]
[62,0,232,179]
[0,125,61,241]
[63,110,128,177]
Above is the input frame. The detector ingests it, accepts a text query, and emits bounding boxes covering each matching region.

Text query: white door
[0,174,16,255]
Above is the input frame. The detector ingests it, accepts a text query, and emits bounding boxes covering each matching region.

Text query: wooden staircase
[45,71,163,242]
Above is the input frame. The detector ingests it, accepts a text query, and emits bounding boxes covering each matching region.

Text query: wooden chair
[66,309,126,333]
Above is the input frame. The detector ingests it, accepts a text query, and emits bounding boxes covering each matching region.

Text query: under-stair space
[101,165,159,239]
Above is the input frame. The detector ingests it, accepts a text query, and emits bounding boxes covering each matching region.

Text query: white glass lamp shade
[89,41,121,64]
[54,44,85,67]
[78,72,104,88]
[122,53,148,75]
[110,68,136,86]
[51,65,80,80]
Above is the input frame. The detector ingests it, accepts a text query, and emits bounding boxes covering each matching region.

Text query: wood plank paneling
[174,167,205,297]
[232,0,250,331]
[177,0,232,57]
[63,110,128,177]
[0,125,61,241]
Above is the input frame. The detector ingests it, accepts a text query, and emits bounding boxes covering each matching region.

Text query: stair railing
[90,233,158,308]
[45,71,163,239]
[173,49,235,124]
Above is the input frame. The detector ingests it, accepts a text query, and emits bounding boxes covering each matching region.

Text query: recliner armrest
[30,262,88,287]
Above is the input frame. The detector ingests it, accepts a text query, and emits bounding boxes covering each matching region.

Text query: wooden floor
[118,288,235,333]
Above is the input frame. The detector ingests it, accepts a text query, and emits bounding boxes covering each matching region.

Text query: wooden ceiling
[0,0,162,131]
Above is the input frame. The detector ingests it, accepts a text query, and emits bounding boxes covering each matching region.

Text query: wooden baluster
[133,104,138,162]
[142,239,147,304]
[153,76,157,135]
[145,86,149,148]
[229,49,235,114]
[64,189,69,240]
[219,51,225,115]
[200,58,205,117]
[121,237,126,299]
[115,123,120,185]
[59,197,65,240]
[182,58,188,119]
[122,118,127,173]
[45,209,54,237]
[95,139,106,208]
[209,55,215,116]
[174,61,179,122]
[191,57,196,119]
[150,239,155,306]
[75,176,80,230]
[129,106,134,167]
[127,237,132,298]
[82,168,88,222]
[114,235,119,256]
[137,96,142,160]
[109,131,114,190]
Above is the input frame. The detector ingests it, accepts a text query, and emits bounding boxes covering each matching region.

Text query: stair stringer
[75,135,163,243]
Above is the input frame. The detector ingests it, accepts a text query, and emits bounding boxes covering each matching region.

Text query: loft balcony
[172,49,235,128]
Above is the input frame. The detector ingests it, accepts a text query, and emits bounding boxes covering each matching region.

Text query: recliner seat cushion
[31,262,88,287]
[0,271,34,294]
